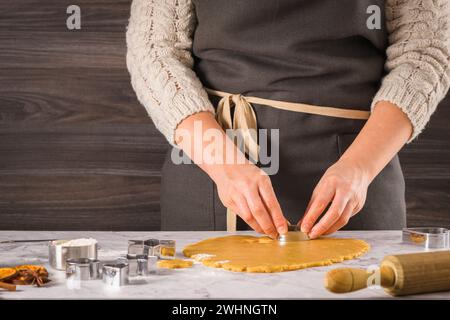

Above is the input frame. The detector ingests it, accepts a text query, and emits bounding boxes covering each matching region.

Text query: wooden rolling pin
[325,250,450,296]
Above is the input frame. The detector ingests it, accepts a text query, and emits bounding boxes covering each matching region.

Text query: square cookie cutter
[117,254,159,277]
[402,227,449,249]
[128,239,176,260]
[103,263,129,287]
[128,239,160,256]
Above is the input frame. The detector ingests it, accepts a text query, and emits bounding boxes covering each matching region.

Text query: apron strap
[207,88,371,120]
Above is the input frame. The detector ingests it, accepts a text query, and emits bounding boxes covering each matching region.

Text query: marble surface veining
[0,230,448,299]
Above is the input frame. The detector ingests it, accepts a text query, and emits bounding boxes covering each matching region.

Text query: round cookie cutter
[278,225,310,243]
[402,227,450,249]
[66,258,101,281]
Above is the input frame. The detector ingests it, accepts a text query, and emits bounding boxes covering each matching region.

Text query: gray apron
[161,0,406,231]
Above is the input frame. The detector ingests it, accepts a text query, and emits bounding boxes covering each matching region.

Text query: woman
[126,0,450,239]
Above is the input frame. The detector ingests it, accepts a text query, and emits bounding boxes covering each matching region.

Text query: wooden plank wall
[0,1,449,230]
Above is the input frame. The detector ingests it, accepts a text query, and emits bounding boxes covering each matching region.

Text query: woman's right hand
[175,111,287,239]
[211,162,287,239]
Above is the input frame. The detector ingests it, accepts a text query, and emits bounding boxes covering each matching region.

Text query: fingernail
[301,223,311,233]
[278,225,288,235]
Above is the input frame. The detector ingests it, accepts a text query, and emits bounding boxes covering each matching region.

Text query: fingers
[323,201,356,236]
[231,194,264,234]
[296,216,304,228]
[245,187,278,239]
[258,175,288,235]
[300,184,334,233]
[309,190,350,239]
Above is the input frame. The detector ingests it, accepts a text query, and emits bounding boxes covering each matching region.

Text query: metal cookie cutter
[147,255,158,274]
[117,253,159,276]
[103,263,129,287]
[278,225,310,243]
[128,239,160,256]
[128,239,176,260]
[402,227,450,249]
[66,258,101,281]
[157,240,176,260]
[118,254,149,277]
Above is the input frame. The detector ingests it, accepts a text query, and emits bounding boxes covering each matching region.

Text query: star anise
[10,266,50,287]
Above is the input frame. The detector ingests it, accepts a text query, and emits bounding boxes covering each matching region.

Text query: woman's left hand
[299,159,371,239]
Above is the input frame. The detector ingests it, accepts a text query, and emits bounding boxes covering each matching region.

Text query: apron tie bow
[215,93,259,163]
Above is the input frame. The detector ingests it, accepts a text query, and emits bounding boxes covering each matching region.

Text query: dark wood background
[0,1,449,230]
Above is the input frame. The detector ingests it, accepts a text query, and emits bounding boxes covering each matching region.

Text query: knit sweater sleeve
[372,0,450,142]
[126,0,214,145]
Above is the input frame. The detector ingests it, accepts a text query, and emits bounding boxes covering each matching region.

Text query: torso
[192,0,387,109]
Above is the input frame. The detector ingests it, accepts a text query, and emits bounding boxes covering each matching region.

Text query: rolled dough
[183,235,369,273]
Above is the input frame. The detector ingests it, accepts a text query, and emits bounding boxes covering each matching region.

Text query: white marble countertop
[0,230,449,299]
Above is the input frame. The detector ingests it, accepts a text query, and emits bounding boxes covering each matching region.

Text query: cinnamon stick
[0,281,16,291]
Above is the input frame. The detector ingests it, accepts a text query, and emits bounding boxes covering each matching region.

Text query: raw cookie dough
[183,235,369,273]
[157,259,193,269]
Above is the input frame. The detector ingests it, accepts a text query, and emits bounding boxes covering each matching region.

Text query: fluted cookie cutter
[402,227,450,249]
[102,263,129,287]
[66,258,101,280]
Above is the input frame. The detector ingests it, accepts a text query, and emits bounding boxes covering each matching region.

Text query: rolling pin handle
[324,266,395,294]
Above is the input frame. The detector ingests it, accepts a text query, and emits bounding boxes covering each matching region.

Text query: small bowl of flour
[49,238,98,270]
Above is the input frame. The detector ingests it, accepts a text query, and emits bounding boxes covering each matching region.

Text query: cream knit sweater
[126,0,450,145]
